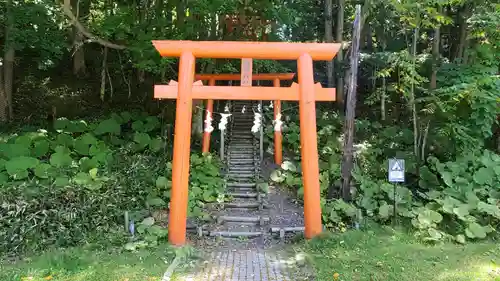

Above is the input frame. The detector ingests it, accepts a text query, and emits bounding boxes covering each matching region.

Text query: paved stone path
[176,249,304,281]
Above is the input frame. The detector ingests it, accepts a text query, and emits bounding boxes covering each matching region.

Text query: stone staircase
[194,100,306,248]
[206,100,270,242]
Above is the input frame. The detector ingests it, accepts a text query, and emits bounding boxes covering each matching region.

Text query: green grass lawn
[298,226,500,281]
[0,245,177,281]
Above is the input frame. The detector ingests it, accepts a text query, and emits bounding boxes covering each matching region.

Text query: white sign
[388,159,405,182]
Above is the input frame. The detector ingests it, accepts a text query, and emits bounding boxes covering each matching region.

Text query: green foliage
[0,111,223,255]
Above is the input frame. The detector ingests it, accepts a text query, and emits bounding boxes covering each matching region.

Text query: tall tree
[336,0,345,107]
[325,0,334,88]
[3,0,15,121]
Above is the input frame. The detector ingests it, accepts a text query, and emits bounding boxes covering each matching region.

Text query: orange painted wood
[168,52,196,246]
[241,58,253,86]
[154,83,336,101]
[202,78,216,154]
[298,53,323,239]
[152,41,341,60]
[195,73,295,81]
[273,78,283,165]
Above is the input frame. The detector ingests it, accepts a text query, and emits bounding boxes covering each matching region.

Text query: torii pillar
[152,40,340,245]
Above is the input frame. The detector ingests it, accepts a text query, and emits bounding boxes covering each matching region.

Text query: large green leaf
[66,120,88,133]
[149,138,163,152]
[465,222,487,239]
[133,132,151,150]
[417,209,443,226]
[477,201,500,218]
[453,204,470,219]
[441,171,453,187]
[131,120,144,132]
[32,139,50,158]
[55,134,74,147]
[0,159,7,172]
[427,228,443,240]
[94,118,121,135]
[54,176,70,187]
[143,116,160,132]
[473,167,494,185]
[141,217,155,227]
[379,203,392,219]
[50,151,73,167]
[5,156,40,179]
[270,170,286,183]
[0,172,9,184]
[147,197,166,207]
[73,172,92,185]
[281,161,297,172]
[156,176,169,188]
[79,157,99,172]
[34,163,52,179]
[1,143,31,159]
[54,118,70,131]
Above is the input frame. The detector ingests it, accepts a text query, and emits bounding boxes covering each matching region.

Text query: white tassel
[251,112,262,133]
[273,113,283,132]
[204,110,214,133]
[219,113,231,131]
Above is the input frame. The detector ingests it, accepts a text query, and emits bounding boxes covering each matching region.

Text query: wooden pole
[202,79,216,153]
[273,78,283,165]
[168,52,195,245]
[340,5,362,201]
[298,53,323,238]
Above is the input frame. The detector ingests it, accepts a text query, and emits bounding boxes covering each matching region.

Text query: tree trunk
[100,47,108,101]
[71,0,87,76]
[430,8,441,90]
[336,0,345,108]
[340,5,362,201]
[325,0,334,88]
[176,0,185,29]
[455,6,470,62]
[0,65,6,122]
[4,0,15,120]
[410,27,420,167]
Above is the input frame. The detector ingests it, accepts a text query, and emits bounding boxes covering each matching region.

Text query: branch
[62,0,127,50]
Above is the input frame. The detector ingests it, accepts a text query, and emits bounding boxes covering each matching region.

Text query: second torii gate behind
[195,72,296,165]
[153,40,340,245]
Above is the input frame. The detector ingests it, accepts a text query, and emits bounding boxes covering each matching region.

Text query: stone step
[217,215,270,225]
[228,187,257,193]
[223,201,263,209]
[227,173,255,179]
[226,182,256,188]
[229,144,255,148]
[228,167,255,172]
[229,159,255,163]
[209,231,263,238]
[228,191,259,198]
[229,162,255,168]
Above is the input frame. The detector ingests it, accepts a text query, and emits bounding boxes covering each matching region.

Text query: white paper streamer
[273,113,283,132]
[269,101,273,109]
[251,112,262,133]
[204,110,214,133]
[218,113,232,131]
[241,105,246,114]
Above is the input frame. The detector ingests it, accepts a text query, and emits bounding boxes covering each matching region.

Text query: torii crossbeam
[152,40,341,246]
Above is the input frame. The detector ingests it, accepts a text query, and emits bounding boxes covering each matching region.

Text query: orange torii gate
[195,72,296,165]
[152,40,340,245]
